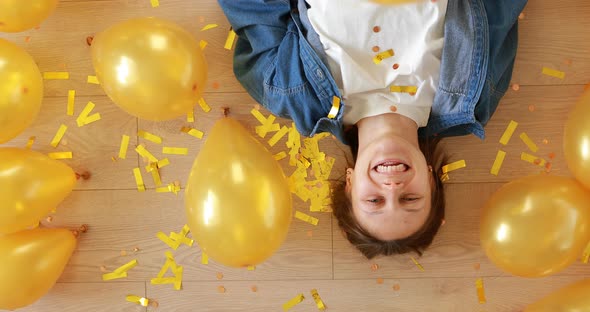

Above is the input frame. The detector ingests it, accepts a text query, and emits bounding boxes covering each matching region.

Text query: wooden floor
[1,0,590,311]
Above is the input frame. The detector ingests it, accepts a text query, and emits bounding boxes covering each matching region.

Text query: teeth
[376,164,407,173]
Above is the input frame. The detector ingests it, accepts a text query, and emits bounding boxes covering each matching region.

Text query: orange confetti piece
[376,278,384,284]
[392,284,401,291]
[370,263,379,271]
[217,286,226,293]
[250,285,258,292]
[511,83,520,91]
[216,272,223,280]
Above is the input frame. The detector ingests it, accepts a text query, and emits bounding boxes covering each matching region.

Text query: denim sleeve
[217,0,292,103]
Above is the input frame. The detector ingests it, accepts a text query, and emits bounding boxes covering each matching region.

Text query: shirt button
[315,68,324,80]
[373,26,381,33]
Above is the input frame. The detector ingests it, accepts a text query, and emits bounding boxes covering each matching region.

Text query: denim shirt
[218,0,528,145]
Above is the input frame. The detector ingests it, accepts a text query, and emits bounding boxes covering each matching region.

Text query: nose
[383,180,404,188]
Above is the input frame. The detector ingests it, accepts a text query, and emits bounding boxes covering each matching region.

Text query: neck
[356,113,419,151]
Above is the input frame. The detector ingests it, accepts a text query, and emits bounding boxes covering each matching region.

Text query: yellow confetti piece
[119,135,130,159]
[157,231,180,250]
[199,40,208,50]
[439,173,450,182]
[138,130,163,144]
[126,295,149,307]
[150,0,159,7]
[251,108,266,124]
[283,294,305,311]
[48,152,72,159]
[84,113,101,125]
[521,152,546,167]
[582,241,590,264]
[327,96,341,119]
[410,256,425,271]
[133,168,146,192]
[390,85,418,93]
[26,136,36,149]
[499,120,518,145]
[311,289,326,311]
[519,132,539,153]
[146,158,171,172]
[43,72,69,80]
[151,277,176,284]
[268,126,289,147]
[163,147,188,155]
[187,108,195,122]
[170,232,194,247]
[102,271,127,281]
[247,266,256,271]
[295,211,319,226]
[151,167,162,186]
[181,126,204,139]
[224,28,237,50]
[67,90,75,116]
[201,252,208,265]
[373,49,394,64]
[542,67,566,79]
[76,101,96,127]
[135,145,158,162]
[114,259,138,274]
[87,75,100,84]
[442,160,466,174]
[475,278,486,304]
[274,151,287,161]
[50,124,68,148]
[201,24,218,31]
[251,110,280,138]
[490,150,506,176]
[198,98,211,112]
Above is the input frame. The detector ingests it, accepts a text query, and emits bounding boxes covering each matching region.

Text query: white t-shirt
[305,0,448,127]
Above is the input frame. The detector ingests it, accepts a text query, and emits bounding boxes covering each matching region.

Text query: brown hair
[331,126,447,259]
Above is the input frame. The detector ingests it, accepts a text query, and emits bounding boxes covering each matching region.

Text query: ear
[345,168,353,193]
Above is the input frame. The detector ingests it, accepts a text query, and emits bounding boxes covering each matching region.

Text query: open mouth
[373,161,410,173]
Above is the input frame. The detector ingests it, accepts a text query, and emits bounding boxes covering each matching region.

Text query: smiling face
[346,134,433,241]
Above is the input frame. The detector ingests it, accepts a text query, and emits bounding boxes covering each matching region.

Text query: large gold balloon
[0,228,76,310]
[91,17,207,121]
[0,0,59,33]
[564,89,590,189]
[480,175,590,277]
[0,148,76,234]
[185,117,292,268]
[0,38,44,143]
[525,279,590,311]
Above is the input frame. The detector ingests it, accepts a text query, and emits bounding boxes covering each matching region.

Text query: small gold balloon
[480,175,590,277]
[525,279,590,311]
[185,117,292,268]
[0,0,59,33]
[564,89,590,189]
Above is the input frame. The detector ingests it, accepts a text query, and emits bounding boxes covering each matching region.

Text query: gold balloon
[0,228,76,310]
[0,148,76,234]
[525,279,590,311]
[0,38,44,143]
[0,0,59,33]
[480,175,590,277]
[564,89,590,189]
[185,117,292,268]
[91,17,207,121]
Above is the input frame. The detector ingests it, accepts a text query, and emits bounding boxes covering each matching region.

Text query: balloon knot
[76,171,91,180]
[86,36,94,46]
[222,107,230,117]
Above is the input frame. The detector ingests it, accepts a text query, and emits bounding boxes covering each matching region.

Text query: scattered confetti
[102,271,127,281]
[67,90,75,116]
[490,150,506,176]
[274,151,287,161]
[224,27,237,50]
[150,166,162,186]
[163,147,188,155]
[268,126,289,147]
[46,216,53,223]
[120,250,127,256]
[499,120,518,145]
[542,138,549,145]
[135,145,158,163]
[198,97,211,113]
[511,83,520,91]
[43,72,69,80]
[76,101,100,127]
[216,272,223,280]
[151,252,183,290]
[50,124,68,148]
[295,211,319,226]
[83,113,102,125]
[521,152,546,167]
[217,286,226,293]
[87,75,99,84]
[150,0,159,8]
[201,24,218,31]
[390,85,418,94]
[283,294,305,311]
[370,263,379,271]
[518,12,525,19]
[373,48,394,64]
[582,241,590,264]
[119,135,130,159]
[24,36,31,43]
[138,130,163,144]
[548,152,556,159]
[528,104,535,112]
[376,278,384,284]
[311,289,326,311]
[542,67,566,79]
[251,109,280,138]
[475,278,486,304]
[410,256,425,271]
[181,126,204,139]
[519,132,539,153]
[48,152,73,160]
[133,168,146,192]
[26,136,36,149]
[392,284,401,291]
[126,295,149,307]
[545,162,553,173]
[199,40,208,50]
[441,160,466,175]
[250,285,258,292]
[201,252,208,265]
[247,266,256,271]
[327,96,341,119]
